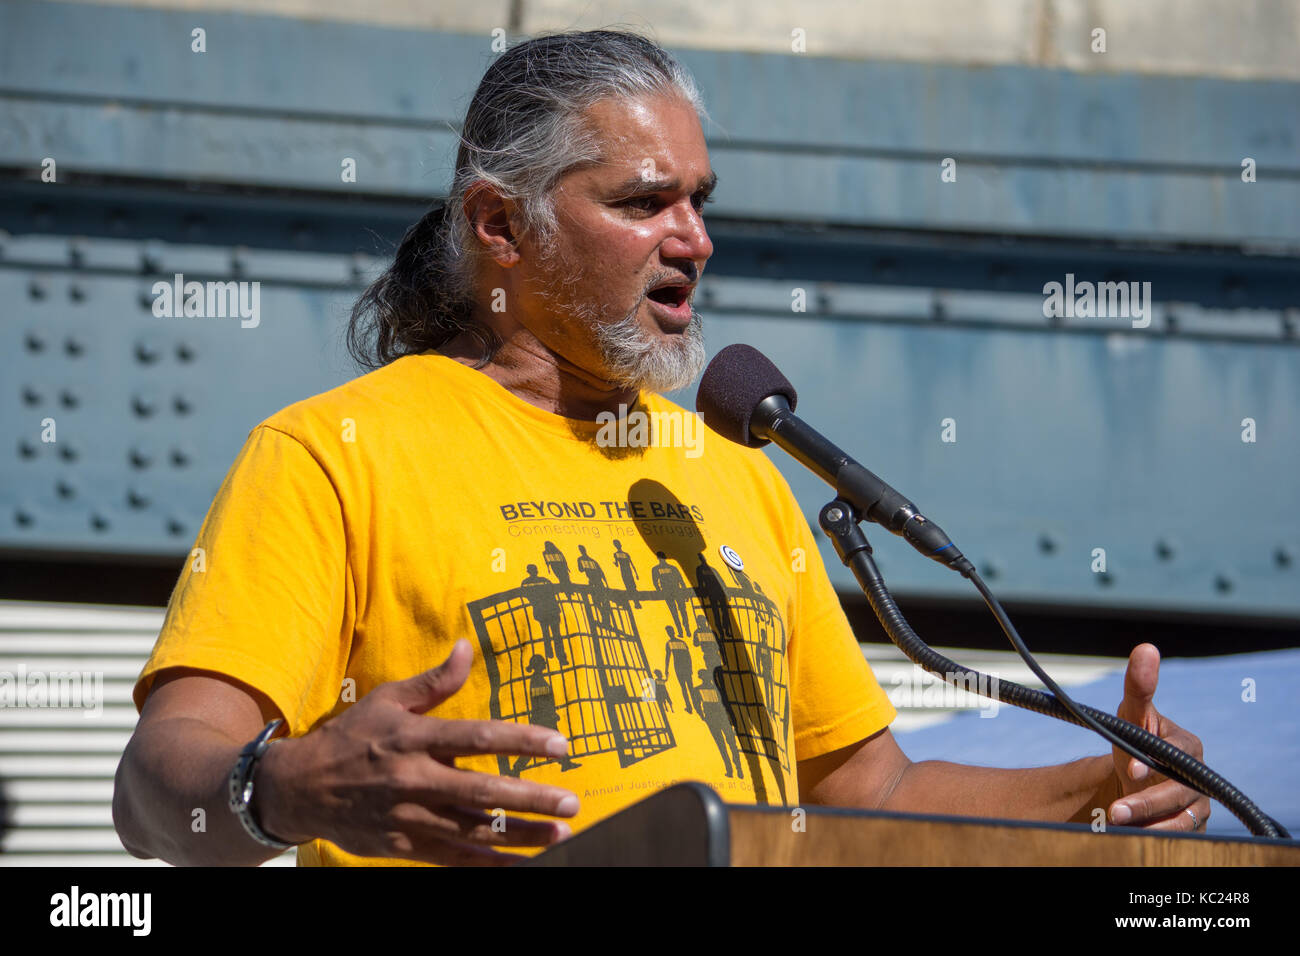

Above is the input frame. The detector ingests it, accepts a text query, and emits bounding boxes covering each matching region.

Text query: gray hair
[347,29,709,369]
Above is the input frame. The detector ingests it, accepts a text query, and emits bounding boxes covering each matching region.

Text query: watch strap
[227,717,298,850]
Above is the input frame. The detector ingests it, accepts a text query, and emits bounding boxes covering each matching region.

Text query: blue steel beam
[1,1,1297,244]
[3,233,1297,620]
[4,179,1299,311]
[688,314,1300,621]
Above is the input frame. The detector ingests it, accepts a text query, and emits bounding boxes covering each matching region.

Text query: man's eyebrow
[609,170,719,197]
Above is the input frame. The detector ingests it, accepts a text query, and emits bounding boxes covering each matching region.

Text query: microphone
[697,344,969,571]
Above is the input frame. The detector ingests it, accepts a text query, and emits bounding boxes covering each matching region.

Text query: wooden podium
[527,782,1300,866]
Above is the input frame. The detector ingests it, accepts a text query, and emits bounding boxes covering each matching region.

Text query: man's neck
[438,330,639,421]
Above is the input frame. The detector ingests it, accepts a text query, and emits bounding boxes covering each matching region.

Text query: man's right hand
[254,639,580,866]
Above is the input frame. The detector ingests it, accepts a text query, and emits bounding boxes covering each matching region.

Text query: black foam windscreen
[695,344,798,448]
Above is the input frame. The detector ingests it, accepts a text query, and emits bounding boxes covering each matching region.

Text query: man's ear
[463,184,521,267]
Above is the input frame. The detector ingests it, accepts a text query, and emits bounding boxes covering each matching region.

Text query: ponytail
[346,199,494,370]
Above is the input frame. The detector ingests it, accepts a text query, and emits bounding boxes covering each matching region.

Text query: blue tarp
[890,648,1300,838]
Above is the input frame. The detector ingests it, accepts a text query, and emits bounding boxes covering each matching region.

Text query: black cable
[964,565,1185,785]
[962,564,1287,837]
[820,503,1290,839]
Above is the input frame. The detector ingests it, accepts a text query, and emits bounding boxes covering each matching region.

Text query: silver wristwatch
[227,717,298,850]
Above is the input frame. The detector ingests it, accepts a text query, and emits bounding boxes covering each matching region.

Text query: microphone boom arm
[816,497,1290,841]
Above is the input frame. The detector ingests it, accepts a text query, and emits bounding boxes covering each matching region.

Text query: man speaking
[112,29,1209,866]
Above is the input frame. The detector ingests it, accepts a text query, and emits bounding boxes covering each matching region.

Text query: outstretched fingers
[397,716,572,762]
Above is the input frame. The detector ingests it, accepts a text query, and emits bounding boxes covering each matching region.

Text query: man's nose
[661,201,713,264]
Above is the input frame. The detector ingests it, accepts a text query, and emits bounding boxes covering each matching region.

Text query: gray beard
[531,249,706,393]
[592,302,706,394]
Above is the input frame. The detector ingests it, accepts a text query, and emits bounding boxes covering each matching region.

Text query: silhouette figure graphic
[651,552,691,637]
[692,614,723,674]
[753,581,774,631]
[542,540,571,587]
[652,669,672,712]
[756,640,775,710]
[692,667,744,779]
[513,655,580,772]
[694,552,733,639]
[612,539,641,607]
[753,582,783,712]
[576,544,613,626]
[520,564,568,665]
[663,625,695,715]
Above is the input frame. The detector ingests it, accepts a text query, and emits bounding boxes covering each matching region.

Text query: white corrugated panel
[0,601,294,867]
[861,641,1123,732]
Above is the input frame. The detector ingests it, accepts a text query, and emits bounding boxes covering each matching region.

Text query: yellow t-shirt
[133,351,896,865]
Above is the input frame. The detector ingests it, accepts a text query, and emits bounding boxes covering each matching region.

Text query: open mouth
[646,285,691,308]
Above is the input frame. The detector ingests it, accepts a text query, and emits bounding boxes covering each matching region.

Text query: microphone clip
[818,500,873,565]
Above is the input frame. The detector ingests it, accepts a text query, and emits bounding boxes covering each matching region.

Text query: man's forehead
[579,96,712,186]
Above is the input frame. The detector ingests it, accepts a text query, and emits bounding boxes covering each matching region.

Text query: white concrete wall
[62,0,1300,79]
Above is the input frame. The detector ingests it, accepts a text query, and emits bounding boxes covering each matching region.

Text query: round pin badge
[719,544,744,571]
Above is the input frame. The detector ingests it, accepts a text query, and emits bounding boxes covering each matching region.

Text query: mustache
[645,262,699,292]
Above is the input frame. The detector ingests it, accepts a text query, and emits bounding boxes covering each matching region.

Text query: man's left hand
[1108,642,1211,832]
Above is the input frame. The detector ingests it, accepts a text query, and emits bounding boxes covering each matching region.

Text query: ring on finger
[1184,807,1200,830]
